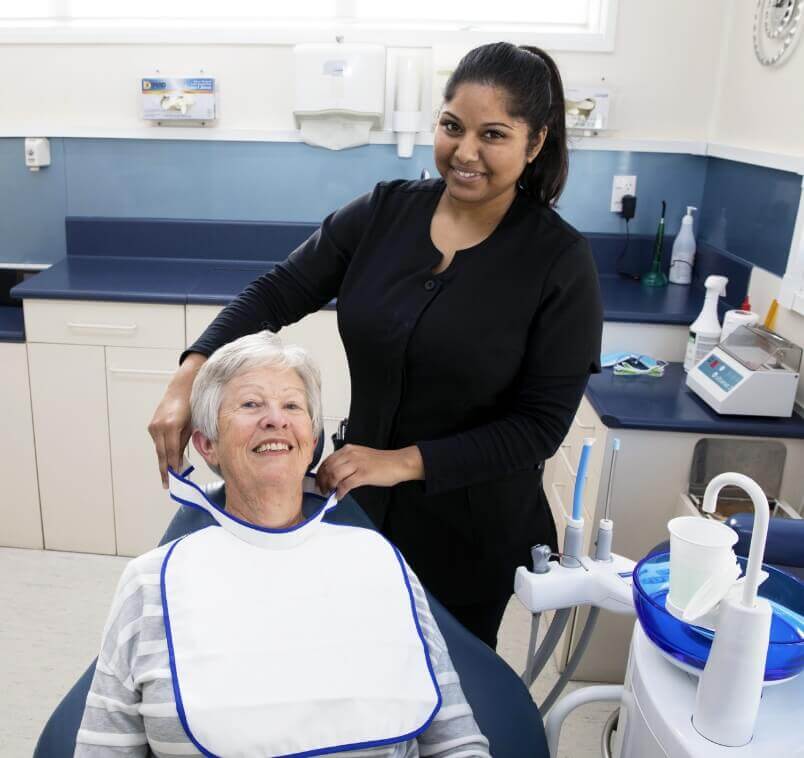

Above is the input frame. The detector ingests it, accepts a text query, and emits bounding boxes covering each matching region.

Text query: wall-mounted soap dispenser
[293,43,386,151]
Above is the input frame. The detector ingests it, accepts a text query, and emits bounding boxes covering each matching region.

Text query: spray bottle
[684,275,728,372]
[669,206,697,285]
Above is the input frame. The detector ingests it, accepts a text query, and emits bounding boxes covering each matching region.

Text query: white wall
[555,0,724,141]
[714,1,804,406]
[0,0,726,143]
[710,3,804,157]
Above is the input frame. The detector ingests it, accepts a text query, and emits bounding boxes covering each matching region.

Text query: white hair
[190,331,323,444]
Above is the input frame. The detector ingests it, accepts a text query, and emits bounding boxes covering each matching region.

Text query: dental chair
[33,466,548,757]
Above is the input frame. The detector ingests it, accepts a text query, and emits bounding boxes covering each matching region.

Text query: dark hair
[443,42,568,207]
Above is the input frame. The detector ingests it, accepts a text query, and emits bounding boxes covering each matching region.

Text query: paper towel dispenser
[293,43,386,150]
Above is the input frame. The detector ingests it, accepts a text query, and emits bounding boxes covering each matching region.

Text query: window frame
[0,0,618,52]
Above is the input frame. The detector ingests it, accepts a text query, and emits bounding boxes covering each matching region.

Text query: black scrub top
[188,178,603,603]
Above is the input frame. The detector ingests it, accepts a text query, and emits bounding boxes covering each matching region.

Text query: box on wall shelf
[141,77,216,122]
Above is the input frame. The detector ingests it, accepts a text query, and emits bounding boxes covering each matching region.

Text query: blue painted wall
[698,157,801,277]
[0,137,799,277]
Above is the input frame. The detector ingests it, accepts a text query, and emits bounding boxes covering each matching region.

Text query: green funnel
[643,200,668,288]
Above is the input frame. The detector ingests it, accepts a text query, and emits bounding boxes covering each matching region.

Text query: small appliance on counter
[686,324,801,417]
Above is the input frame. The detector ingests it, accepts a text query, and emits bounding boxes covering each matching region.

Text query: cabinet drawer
[24,299,185,348]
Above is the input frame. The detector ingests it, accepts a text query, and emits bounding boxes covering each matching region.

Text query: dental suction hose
[521,608,573,688]
[540,606,601,714]
[692,472,772,747]
[561,439,594,568]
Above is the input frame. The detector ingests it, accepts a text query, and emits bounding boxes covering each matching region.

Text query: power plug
[620,194,636,221]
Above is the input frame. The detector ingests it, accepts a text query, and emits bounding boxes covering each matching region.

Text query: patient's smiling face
[195,366,316,503]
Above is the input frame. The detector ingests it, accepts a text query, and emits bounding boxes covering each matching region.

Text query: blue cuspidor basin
[633,551,804,682]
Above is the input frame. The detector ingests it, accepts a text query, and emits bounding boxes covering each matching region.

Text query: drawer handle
[558,445,577,478]
[551,482,571,519]
[108,368,174,377]
[68,321,137,333]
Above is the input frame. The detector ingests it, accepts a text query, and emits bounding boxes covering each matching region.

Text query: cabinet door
[106,347,183,556]
[28,343,115,554]
[0,343,42,548]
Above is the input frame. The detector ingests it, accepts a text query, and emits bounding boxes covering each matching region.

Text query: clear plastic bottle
[669,206,697,285]
[684,275,728,372]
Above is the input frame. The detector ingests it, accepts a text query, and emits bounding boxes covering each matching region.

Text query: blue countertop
[9,256,292,306]
[0,306,24,342]
[586,362,804,438]
[11,257,706,323]
[10,219,751,326]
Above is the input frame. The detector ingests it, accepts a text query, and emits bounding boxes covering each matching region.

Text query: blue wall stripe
[0,137,799,279]
[698,157,801,277]
[0,138,67,264]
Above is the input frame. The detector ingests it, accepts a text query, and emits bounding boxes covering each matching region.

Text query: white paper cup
[667,516,738,612]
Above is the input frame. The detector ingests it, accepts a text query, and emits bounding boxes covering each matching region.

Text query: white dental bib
[165,469,441,757]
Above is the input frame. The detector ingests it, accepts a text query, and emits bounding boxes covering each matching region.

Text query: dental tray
[633,551,804,682]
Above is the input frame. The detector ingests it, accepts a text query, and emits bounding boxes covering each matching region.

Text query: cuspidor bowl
[633,551,804,682]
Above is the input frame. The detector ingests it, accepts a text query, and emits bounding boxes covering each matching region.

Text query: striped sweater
[75,539,491,757]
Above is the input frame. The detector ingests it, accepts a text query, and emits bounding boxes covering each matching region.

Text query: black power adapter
[617,194,639,280]
[620,194,637,221]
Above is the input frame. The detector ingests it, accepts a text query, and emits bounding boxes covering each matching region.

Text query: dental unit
[516,438,804,757]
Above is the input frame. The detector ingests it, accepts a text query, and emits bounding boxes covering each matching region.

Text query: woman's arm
[407,570,491,758]
[186,189,376,360]
[150,188,377,485]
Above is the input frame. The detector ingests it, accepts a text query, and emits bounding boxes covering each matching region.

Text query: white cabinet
[23,299,185,348]
[27,343,116,554]
[0,343,42,549]
[186,305,350,466]
[106,347,183,556]
[25,299,186,556]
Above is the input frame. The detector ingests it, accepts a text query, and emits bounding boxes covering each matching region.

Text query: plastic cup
[667,516,738,613]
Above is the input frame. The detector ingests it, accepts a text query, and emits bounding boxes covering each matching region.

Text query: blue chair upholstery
[726,513,804,580]
[35,483,548,758]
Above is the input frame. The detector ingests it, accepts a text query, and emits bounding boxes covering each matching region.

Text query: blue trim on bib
[168,466,329,534]
[160,533,219,758]
[160,522,443,757]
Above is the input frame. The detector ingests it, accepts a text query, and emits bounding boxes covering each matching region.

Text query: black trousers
[442,591,513,649]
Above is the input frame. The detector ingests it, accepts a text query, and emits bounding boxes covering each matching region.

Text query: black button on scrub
[424,279,436,291]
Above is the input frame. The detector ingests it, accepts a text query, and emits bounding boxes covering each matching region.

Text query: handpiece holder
[692,473,772,747]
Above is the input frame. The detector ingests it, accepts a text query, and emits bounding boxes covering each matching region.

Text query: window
[0,0,617,51]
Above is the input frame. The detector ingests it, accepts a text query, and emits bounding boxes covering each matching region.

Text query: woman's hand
[148,353,207,489]
[316,444,424,500]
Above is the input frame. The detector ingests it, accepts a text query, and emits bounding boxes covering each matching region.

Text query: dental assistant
[150,42,603,648]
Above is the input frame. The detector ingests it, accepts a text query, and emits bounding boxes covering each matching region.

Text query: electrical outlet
[611,175,637,213]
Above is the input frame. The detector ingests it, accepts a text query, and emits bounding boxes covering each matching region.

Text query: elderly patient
[75,331,489,758]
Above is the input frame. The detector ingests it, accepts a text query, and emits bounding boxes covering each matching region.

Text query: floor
[0,546,614,757]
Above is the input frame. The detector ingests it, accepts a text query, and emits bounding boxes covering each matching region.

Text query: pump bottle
[669,206,697,285]
[684,275,728,372]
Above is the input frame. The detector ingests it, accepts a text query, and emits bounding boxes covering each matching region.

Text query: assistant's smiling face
[434,82,546,207]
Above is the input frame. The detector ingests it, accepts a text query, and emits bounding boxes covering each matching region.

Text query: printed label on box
[142,78,216,121]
